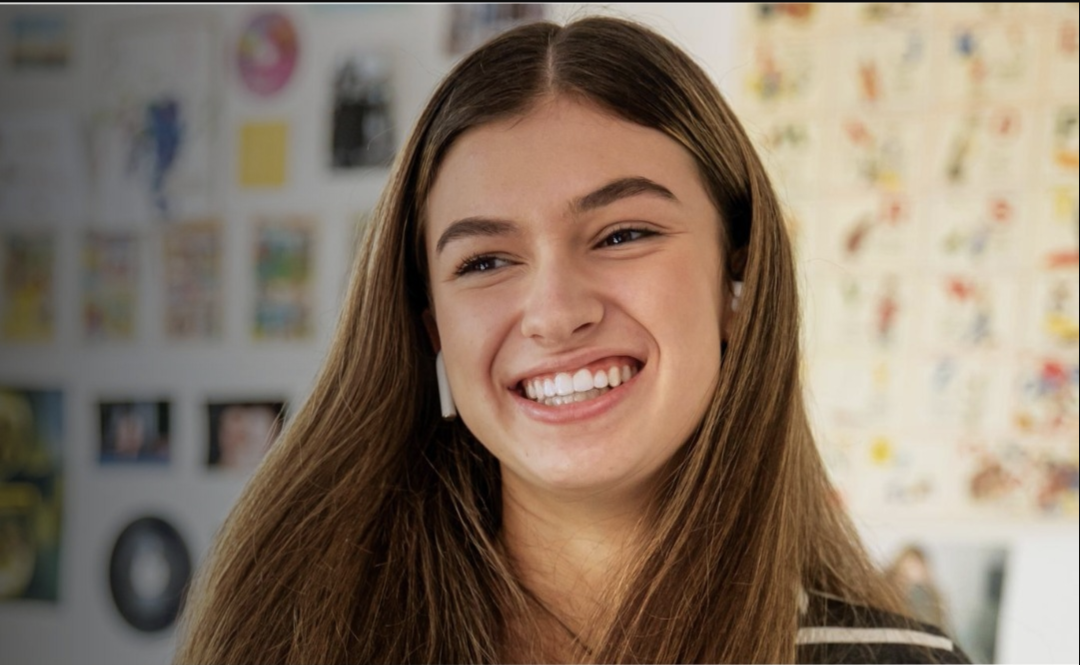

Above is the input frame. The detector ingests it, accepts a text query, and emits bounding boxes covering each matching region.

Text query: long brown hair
[175,16,896,663]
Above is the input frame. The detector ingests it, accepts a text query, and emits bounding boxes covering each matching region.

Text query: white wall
[0,4,1075,665]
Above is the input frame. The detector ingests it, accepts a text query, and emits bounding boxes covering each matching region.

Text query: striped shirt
[797,591,972,664]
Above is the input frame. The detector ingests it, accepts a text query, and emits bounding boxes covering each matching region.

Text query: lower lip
[510,372,639,424]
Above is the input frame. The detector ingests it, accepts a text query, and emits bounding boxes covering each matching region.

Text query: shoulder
[796,591,972,664]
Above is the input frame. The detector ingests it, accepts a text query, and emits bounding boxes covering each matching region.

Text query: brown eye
[600,228,655,247]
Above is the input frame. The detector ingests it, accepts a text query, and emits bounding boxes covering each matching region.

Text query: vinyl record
[108,516,192,632]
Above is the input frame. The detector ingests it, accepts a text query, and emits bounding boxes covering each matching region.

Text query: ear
[421,309,441,353]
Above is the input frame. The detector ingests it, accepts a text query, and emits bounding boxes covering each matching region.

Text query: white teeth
[555,373,574,396]
[523,363,640,406]
[573,369,593,392]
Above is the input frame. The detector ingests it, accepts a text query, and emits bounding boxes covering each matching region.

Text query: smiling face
[425,97,729,504]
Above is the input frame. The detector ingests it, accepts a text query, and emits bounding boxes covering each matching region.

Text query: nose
[519,255,604,346]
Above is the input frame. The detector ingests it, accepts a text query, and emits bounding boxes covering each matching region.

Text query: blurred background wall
[0,4,1075,664]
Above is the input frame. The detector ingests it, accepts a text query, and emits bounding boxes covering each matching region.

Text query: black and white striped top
[797,591,971,664]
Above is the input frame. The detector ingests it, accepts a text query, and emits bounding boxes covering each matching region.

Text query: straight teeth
[522,364,638,405]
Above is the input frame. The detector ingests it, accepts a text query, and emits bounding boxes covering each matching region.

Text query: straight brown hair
[175,16,898,663]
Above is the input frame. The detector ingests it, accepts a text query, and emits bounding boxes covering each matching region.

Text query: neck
[500,477,651,654]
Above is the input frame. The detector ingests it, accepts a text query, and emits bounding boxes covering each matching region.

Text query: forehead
[425,97,711,236]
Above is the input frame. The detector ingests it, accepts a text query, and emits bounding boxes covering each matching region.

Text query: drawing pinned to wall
[811,271,909,350]
[0,230,55,342]
[845,29,928,110]
[1012,356,1079,437]
[82,231,139,342]
[1028,271,1080,349]
[5,12,70,70]
[236,10,299,97]
[89,16,218,225]
[1047,104,1079,178]
[743,37,817,110]
[0,388,62,602]
[941,22,1032,103]
[1050,19,1079,95]
[752,2,817,29]
[922,274,1016,349]
[238,120,288,189]
[962,437,1078,518]
[749,117,819,199]
[1035,186,1078,268]
[0,112,87,224]
[806,355,904,430]
[163,220,222,341]
[98,400,171,465]
[446,4,546,56]
[936,106,1031,187]
[330,52,395,169]
[932,192,1021,269]
[253,216,314,341]
[827,192,913,264]
[206,400,286,472]
[915,353,1012,433]
[830,114,921,192]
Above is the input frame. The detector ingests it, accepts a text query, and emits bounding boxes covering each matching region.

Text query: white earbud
[435,351,457,419]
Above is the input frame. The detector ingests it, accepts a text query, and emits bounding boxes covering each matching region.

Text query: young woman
[175,16,970,664]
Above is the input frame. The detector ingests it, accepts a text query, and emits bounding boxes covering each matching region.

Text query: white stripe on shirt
[796,626,954,651]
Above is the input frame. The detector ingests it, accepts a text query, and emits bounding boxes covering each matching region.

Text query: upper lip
[506,348,647,389]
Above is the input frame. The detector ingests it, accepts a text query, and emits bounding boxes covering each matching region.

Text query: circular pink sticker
[237,11,299,96]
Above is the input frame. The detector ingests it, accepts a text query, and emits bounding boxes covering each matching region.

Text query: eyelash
[453,226,659,276]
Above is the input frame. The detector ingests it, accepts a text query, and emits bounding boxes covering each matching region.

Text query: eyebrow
[434,176,678,255]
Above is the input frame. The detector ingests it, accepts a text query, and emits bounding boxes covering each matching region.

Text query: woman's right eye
[455,254,507,276]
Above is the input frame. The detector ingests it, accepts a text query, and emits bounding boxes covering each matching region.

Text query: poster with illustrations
[88,15,218,224]
[163,220,222,341]
[82,230,138,342]
[0,388,62,602]
[737,3,1080,520]
[0,230,54,342]
[236,10,299,97]
[5,12,70,70]
[0,111,86,224]
[252,216,315,341]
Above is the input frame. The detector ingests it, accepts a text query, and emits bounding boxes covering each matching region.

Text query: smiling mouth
[517,359,642,407]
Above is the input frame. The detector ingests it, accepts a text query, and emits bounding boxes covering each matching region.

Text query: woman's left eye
[599,227,656,247]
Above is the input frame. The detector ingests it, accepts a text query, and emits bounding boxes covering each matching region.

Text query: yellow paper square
[238,121,288,188]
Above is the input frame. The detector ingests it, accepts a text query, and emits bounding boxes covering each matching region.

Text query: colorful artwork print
[163,221,222,340]
[90,17,217,224]
[330,53,395,169]
[253,217,314,340]
[237,11,299,97]
[238,120,288,188]
[98,400,171,465]
[0,388,62,602]
[1,231,54,342]
[962,438,1078,518]
[206,401,286,471]
[82,231,138,342]
[6,13,70,69]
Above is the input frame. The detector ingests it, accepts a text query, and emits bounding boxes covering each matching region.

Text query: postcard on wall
[1011,354,1079,438]
[1023,269,1080,351]
[0,230,55,342]
[98,400,171,465]
[1046,104,1078,181]
[933,106,1032,188]
[0,111,87,224]
[920,273,1018,350]
[445,4,546,56]
[330,52,395,170]
[809,270,910,352]
[6,12,70,70]
[238,120,288,189]
[740,35,820,113]
[82,230,139,342]
[930,191,1022,270]
[163,220,222,341]
[911,352,1013,434]
[960,436,1078,519]
[236,10,299,97]
[826,113,923,193]
[89,15,218,224]
[822,192,915,266]
[206,400,286,472]
[835,25,929,110]
[938,22,1034,104]
[1035,185,1078,269]
[252,216,315,341]
[0,388,63,602]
